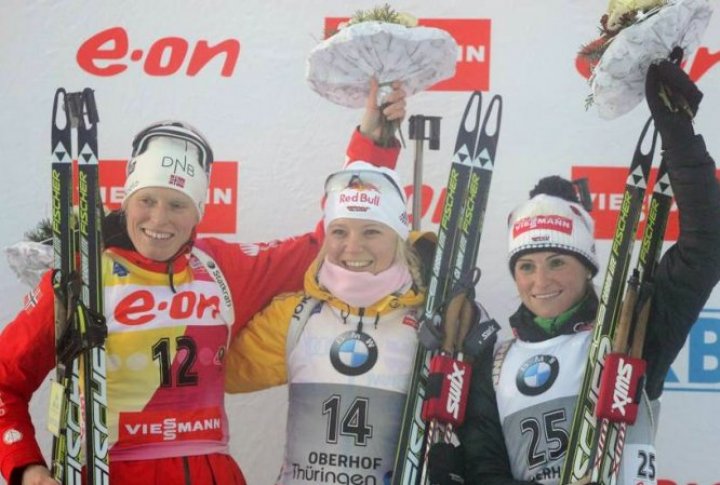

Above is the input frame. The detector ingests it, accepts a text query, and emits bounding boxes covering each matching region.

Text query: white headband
[324,161,409,240]
[123,135,209,219]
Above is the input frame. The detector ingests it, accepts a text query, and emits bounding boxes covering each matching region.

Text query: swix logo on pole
[445,362,466,420]
[611,358,633,415]
[597,353,646,424]
[77,27,241,77]
[323,18,491,91]
[98,160,238,234]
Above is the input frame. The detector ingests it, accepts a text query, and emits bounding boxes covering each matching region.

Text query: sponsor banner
[404,184,446,227]
[659,479,720,485]
[412,165,720,240]
[571,166,681,241]
[576,44,720,83]
[665,308,720,394]
[118,407,223,445]
[94,160,237,234]
[323,18,491,91]
[76,26,241,78]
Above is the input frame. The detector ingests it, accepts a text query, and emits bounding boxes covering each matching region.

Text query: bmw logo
[516,355,559,396]
[330,331,378,376]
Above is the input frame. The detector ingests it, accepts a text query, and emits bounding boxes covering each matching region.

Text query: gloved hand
[418,296,499,356]
[427,442,465,485]
[645,57,703,150]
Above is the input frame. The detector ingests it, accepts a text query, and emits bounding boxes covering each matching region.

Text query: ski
[49,88,109,485]
[590,154,672,484]
[391,91,502,485]
[50,88,84,485]
[560,117,658,484]
[75,88,110,484]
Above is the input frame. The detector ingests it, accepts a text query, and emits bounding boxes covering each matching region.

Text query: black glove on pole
[645,55,703,150]
[427,442,465,485]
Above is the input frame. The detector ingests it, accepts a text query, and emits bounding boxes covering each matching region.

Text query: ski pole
[408,115,441,231]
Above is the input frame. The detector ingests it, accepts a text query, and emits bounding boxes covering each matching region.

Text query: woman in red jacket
[0,83,406,485]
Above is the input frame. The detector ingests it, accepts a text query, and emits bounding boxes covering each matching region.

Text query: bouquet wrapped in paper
[4,219,53,288]
[578,0,713,119]
[306,5,458,144]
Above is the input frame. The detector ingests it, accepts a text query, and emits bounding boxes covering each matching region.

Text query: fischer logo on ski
[49,88,109,485]
[392,91,502,485]
[561,117,660,485]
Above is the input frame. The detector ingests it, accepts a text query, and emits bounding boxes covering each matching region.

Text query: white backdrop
[1,1,719,484]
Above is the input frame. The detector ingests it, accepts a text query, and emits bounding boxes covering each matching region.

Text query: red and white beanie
[507,193,599,275]
[323,161,409,240]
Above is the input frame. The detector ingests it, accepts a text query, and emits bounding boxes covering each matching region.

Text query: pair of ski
[49,88,109,485]
[392,91,503,485]
[561,114,672,485]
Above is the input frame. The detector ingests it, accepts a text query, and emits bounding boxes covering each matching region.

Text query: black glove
[645,57,703,150]
[428,442,465,485]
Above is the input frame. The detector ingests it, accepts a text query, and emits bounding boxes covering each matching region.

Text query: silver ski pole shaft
[408,115,441,231]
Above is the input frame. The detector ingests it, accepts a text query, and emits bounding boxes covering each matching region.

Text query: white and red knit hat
[123,121,213,220]
[323,161,409,240]
[507,193,599,275]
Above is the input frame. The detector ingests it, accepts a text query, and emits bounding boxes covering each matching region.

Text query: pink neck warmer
[317,257,413,308]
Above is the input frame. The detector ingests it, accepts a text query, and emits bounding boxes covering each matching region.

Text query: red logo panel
[324,17,491,91]
[119,408,223,445]
[571,166,681,241]
[98,160,238,234]
[513,216,573,238]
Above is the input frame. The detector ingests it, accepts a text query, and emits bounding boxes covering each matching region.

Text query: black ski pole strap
[462,317,500,358]
[56,301,107,365]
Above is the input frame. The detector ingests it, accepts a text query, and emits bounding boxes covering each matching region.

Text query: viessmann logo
[77,26,240,77]
[324,17,492,91]
[98,160,238,234]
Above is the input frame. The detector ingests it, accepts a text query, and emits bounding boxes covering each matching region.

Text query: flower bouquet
[306,4,458,145]
[578,0,713,119]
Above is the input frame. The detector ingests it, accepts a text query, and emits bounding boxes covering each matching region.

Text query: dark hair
[529,176,579,203]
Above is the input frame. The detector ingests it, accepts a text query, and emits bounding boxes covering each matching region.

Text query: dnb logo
[324,17,491,91]
[665,308,720,393]
[330,331,379,376]
[516,355,559,396]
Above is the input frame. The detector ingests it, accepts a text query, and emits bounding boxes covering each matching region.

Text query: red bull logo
[339,190,381,207]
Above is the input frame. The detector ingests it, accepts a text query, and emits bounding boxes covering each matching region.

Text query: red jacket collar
[108,243,192,274]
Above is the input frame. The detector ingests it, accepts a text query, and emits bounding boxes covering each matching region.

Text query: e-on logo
[330,331,378,376]
[516,355,559,396]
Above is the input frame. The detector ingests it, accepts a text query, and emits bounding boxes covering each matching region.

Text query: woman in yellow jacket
[226,161,429,484]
